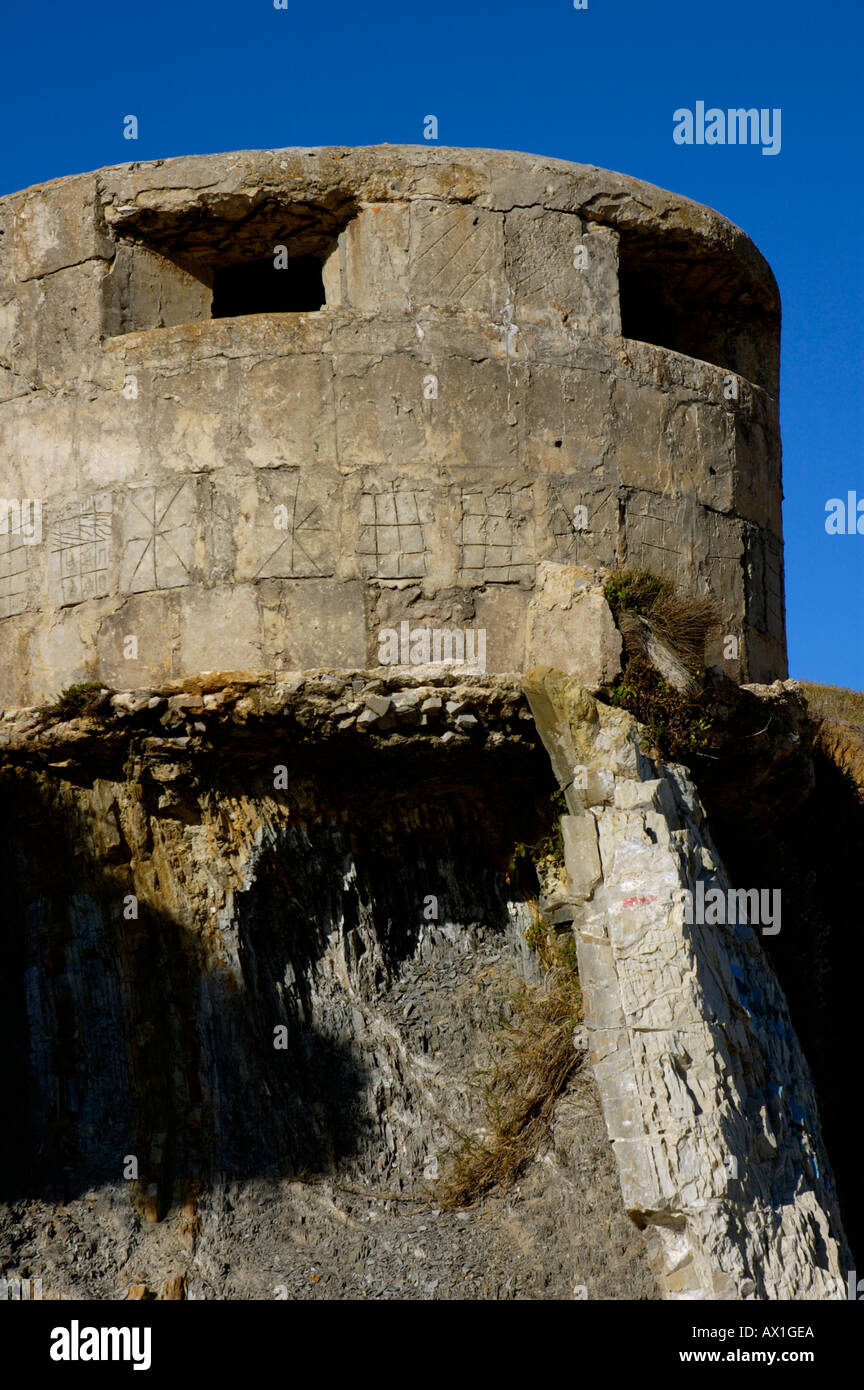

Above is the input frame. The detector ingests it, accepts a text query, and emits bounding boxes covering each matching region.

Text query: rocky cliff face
[0,668,851,1299]
[0,670,657,1300]
[525,669,850,1299]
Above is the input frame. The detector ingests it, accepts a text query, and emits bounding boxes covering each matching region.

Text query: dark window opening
[618,249,734,370]
[617,234,779,390]
[211,255,326,318]
[619,263,689,357]
[103,197,356,337]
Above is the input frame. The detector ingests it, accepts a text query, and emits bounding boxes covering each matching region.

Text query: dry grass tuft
[436,922,585,1210]
[604,568,720,683]
[644,586,721,673]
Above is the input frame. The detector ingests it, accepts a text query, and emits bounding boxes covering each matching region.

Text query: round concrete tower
[0,146,784,705]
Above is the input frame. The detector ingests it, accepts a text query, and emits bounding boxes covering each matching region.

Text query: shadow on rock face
[0,739,555,1218]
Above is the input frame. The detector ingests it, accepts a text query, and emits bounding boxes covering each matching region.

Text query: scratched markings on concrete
[458,485,534,581]
[252,472,335,579]
[120,480,197,593]
[546,484,620,569]
[409,204,501,309]
[0,531,31,618]
[48,493,112,606]
[357,484,434,579]
[623,494,688,581]
[0,147,788,700]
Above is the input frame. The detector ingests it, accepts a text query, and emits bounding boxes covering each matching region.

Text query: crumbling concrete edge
[523,666,851,1301]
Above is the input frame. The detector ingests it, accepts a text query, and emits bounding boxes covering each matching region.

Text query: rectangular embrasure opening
[211,254,326,317]
[103,199,353,336]
[617,232,778,390]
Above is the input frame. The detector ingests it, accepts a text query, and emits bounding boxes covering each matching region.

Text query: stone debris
[363,694,392,717]
[0,668,529,757]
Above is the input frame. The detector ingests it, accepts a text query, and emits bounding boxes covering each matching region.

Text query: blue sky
[2,0,861,686]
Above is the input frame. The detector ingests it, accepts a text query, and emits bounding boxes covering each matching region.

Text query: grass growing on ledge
[603,567,664,622]
[436,913,584,1211]
[800,681,864,803]
[605,656,715,759]
[43,682,107,720]
[604,567,720,681]
[601,566,720,759]
[800,681,864,730]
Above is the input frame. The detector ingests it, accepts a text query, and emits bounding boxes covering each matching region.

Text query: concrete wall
[0,146,785,705]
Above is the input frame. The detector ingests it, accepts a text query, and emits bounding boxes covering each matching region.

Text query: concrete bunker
[0,147,788,703]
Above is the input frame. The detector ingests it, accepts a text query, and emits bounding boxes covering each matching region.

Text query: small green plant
[507,787,567,876]
[522,910,549,954]
[522,904,580,974]
[606,657,715,758]
[44,681,106,720]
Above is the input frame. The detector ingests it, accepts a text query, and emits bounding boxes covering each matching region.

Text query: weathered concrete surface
[526,562,622,687]
[0,146,785,703]
[524,669,851,1300]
